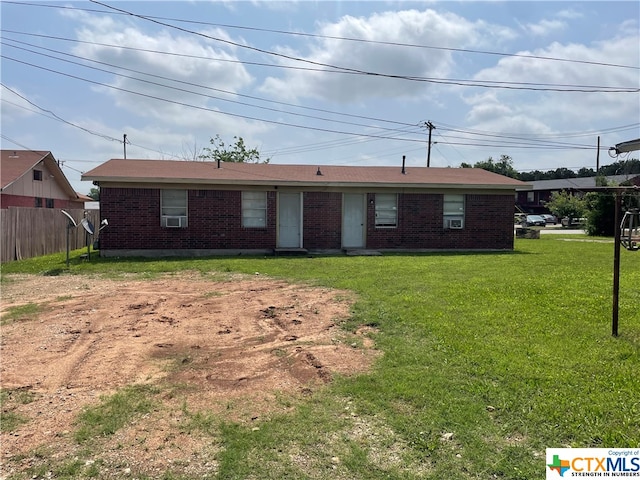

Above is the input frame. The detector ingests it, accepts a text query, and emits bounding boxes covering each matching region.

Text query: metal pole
[66,223,71,268]
[426,121,435,167]
[612,193,621,336]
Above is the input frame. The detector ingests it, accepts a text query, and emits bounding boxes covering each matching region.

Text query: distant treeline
[461,155,640,181]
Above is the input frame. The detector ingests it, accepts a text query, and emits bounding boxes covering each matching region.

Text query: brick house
[81,159,529,256]
[1,150,86,209]
[516,174,640,214]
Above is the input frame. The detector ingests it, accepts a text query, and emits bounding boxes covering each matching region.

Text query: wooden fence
[1,208,101,263]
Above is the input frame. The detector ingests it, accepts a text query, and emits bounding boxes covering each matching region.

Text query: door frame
[277,192,303,248]
[342,193,366,249]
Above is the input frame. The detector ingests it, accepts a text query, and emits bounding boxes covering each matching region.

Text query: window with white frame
[161,189,188,228]
[443,194,465,229]
[375,193,397,227]
[242,191,267,228]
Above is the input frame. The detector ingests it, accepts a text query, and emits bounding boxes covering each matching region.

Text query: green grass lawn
[2,236,639,479]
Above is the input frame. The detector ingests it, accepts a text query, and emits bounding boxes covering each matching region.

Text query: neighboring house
[81,159,530,256]
[1,150,85,209]
[516,174,640,214]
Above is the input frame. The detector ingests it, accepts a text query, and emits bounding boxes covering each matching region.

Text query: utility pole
[596,136,600,174]
[424,121,435,167]
[123,133,128,159]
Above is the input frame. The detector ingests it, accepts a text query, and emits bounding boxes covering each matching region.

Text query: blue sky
[1,1,639,194]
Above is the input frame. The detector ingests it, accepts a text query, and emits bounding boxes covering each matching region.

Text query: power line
[3,29,637,93]
[435,130,599,150]
[437,122,640,140]
[1,39,418,135]
[0,83,122,143]
[5,1,639,71]
[2,58,629,160]
[4,53,633,160]
[70,2,637,93]
[2,55,427,144]
[433,140,596,150]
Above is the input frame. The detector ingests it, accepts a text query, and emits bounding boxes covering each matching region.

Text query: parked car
[541,214,557,225]
[523,215,546,227]
[561,217,586,228]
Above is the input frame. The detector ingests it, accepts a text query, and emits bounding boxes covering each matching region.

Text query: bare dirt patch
[0,272,378,478]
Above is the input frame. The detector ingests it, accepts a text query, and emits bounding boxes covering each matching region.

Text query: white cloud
[250,0,300,12]
[556,9,584,20]
[259,8,493,104]
[521,19,567,37]
[458,29,639,169]
[69,13,255,128]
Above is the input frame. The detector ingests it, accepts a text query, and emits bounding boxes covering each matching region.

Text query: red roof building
[1,150,84,209]
[82,159,530,256]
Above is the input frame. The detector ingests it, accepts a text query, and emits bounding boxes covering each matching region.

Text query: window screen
[375,193,397,227]
[443,194,465,228]
[161,189,188,227]
[242,191,267,228]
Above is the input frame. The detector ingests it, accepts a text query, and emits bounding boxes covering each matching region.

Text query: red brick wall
[303,192,342,249]
[1,194,36,208]
[99,187,514,252]
[99,188,276,250]
[366,193,514,250]
[0,194,84,210]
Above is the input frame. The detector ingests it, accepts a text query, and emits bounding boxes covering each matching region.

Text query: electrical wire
[1,39,419,135]
[3,0,638,166]
[68,1,638,93]
[437,122,640,140]
[2,55,427,144]
[5,1,639,71]
[0,83,122,143]
[5,28,636,93]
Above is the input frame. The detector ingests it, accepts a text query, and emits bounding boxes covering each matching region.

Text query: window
[161,189,188,228]
[33,170,43,181]
[375,193,397,227]
[527,191,535,203]
[443,194,465,229]
[35,197,43,208]
[242,191,267,228]
[45,198,54,208]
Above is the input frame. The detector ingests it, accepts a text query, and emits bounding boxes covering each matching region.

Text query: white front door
[278,193,302,248]
[343,193,365,248]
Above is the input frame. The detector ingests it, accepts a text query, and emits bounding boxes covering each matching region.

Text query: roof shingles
[82,159,528,190]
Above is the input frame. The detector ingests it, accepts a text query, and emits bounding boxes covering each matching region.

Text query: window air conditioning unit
[163,216,186,228]
[448,218,464,229]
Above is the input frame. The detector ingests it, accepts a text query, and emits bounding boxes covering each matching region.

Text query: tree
[88,187,100,201]
[599,159,640,176]
[199,135,269,164]
[551,167,577,179]
[577,167,595,178]
[461,155,520,179]
[584,191,616,236]
[544,190,586,225]
[583,176,617,236]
